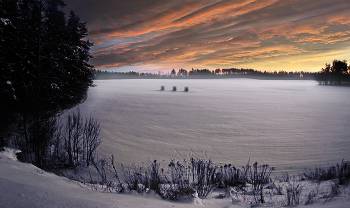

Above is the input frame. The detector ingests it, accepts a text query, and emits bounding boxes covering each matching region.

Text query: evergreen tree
[0,0,18,146]
[0,0,93,115]
[0,0,94,167]
[64,10,94,106]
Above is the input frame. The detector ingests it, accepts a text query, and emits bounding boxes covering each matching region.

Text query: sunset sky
[64,0,350,73]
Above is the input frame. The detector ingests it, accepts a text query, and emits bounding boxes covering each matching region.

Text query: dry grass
[59,157,350,207]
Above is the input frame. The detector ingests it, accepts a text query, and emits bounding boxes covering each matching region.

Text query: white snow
[1,18,11,25]
[70,79,350,174]
[1,148,350,207]
[0,147,21,161]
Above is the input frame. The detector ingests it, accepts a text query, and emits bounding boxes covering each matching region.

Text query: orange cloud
[82,0,350,73]
[91,0,281,39]
[327,15,350,25]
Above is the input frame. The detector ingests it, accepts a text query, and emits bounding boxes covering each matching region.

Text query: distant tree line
[315,60,350,85]
[0,0,98,169]
[93,70,155,79]
[93,68,316,80]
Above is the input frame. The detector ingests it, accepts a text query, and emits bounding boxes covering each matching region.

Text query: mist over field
[71,79,350,172]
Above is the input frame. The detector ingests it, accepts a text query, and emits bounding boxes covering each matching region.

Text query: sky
[63,0,350,73]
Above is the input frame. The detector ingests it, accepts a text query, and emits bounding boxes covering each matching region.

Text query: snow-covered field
[1,147,350,207]
[73,79,350,173]
[2,78,350,207]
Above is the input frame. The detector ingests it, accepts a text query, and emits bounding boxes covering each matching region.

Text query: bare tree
[83,115,101,166]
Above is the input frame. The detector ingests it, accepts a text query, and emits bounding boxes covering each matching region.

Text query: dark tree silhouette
[177,68,188,76]
[331,60,348,75]
[171,68,176,76]
[317,60,350,85]
[0,0,95,167]
[1,0,93,115]
[215,68,221,74]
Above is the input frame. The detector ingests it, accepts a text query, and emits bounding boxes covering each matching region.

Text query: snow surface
[1,148,349,207]
[70,79,350,174]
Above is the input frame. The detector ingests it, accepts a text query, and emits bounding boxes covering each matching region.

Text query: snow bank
[0,147,222,208]
[0,147,349,208]
[0,147,21,161]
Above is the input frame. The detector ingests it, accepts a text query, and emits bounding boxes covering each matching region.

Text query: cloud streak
[65,0,350,72]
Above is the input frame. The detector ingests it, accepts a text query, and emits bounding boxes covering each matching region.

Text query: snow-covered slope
[0,148,227,207]
[0,148,349,208]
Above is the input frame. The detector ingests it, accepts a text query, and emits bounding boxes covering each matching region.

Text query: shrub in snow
[302,159,350,186]
[284,182,301,206]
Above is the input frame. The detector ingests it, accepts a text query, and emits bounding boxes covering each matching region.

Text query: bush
[9,109,101,169]
[149,160,163,195]
[243,160,274,204]
[303,166,337,182]
[337,160,350,186]
[303,160,350,186]
[121,163,145,192]
[189,158,218,198]
[51,156,350,206]
[217,163,246,188]
[10,112,57,168]
[164,160,194,199]
[117,159,274,200]
[55,109,101,168]
[284,183,301,206]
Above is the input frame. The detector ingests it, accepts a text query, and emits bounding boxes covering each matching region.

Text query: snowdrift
[0,148,349,208]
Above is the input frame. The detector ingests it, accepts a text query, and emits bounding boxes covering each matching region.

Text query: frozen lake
[73,78,350,173]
